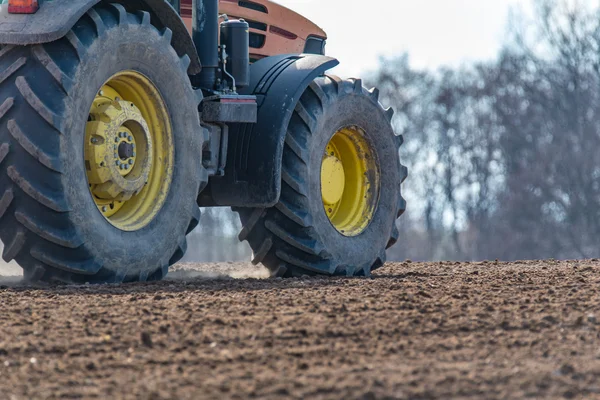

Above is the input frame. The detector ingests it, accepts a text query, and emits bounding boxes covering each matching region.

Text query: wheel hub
[86,99,152,201]
[320,126,380,237]
[118,140,135,160]
[84,71,173,231]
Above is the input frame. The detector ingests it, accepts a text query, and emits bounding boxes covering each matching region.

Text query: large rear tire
[0,4,205,283]
[237,75,407,277]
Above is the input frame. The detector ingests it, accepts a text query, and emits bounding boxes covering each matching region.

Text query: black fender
[0,0,201,74]
[207,54,339,207]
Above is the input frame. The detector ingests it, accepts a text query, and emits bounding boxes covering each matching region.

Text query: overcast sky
[274,0,527,77]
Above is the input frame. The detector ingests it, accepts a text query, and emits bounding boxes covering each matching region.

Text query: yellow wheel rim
[84,71,173,231]
[321,126,380,236]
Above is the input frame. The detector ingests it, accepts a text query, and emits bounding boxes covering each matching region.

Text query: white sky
[275,0,526,77]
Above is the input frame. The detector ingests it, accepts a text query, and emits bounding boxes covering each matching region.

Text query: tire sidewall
[307,84,400,267]
[61,20,202,275]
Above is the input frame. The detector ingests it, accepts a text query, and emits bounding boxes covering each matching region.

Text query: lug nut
[132,152,136,157]
[115,160,120,166]
[124,164,129,170]
[128,159,133,165]
[120,164,125,170]
[101,206,107,212]
[128,135,133,141]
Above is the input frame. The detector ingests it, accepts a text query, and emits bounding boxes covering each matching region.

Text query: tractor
[0,0,407,282]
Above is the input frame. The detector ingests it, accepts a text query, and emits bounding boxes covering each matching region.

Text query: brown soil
[1,260,600,399]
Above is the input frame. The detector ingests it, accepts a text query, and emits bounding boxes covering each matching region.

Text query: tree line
[372,0,600,261]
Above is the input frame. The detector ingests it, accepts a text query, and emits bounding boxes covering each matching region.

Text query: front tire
[0,4,205,283]
[237,75,407,277]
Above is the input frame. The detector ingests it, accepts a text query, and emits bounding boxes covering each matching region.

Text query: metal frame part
[203,53,338,207]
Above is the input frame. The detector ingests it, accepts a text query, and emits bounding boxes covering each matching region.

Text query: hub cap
[85,71,173,231]
[321,126,380,236]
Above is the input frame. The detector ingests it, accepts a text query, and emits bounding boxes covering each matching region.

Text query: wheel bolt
[124,164,129,170]
[128,159,133,165]
[115,160,120,166]
[120,164,125,170]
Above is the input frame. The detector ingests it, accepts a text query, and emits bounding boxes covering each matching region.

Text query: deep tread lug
[275,200,311,228]
[8,119,62,173]
[180,54,191,72]
[281,169,308,197]
[384,107,394,121]
[395,134,404,147]
[87,8,106,36]
[0,97,14,120]
[108,3,127,23]
[137,10,151,25]
[0,188,14,219]
[308,80,328,104]
[162,27,173,44]
[15,211,82,248]
[251,237,272,265]
[0,57,26,86]
[387,224,399,249]
[352,78,363,93]
[23,264,46,282]
[265,219,324,256]
[32,45,73,93]
[294,101,316,133]
[400,165,408,183]
[30,248,101,275]
[2,228,25,262]
[238,208,265,241]
[368,87,380,101]
[275,249,330,274]
[397,197,407,218]
[187,206,201,234]
[271,263,288,278]
[16,76,63,131]
[65,31,84,59]
[169,239,187,265]
[8,166,68,212]
[0,143,9,165]
[284,134,309,165]
[0,45,15,59]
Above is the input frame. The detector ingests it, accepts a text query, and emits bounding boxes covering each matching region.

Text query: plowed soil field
[1,260,600,399]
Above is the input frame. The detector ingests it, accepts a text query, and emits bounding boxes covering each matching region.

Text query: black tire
[0,4,206,283]
[237,75,407,277]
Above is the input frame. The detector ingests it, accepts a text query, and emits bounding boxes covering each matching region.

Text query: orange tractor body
[180,0,327,60]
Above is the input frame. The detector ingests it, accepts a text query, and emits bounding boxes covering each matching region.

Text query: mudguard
[0,0,201,74]
[207,53,339,207]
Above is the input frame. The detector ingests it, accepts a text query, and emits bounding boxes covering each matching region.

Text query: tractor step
[201,95,257,123]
